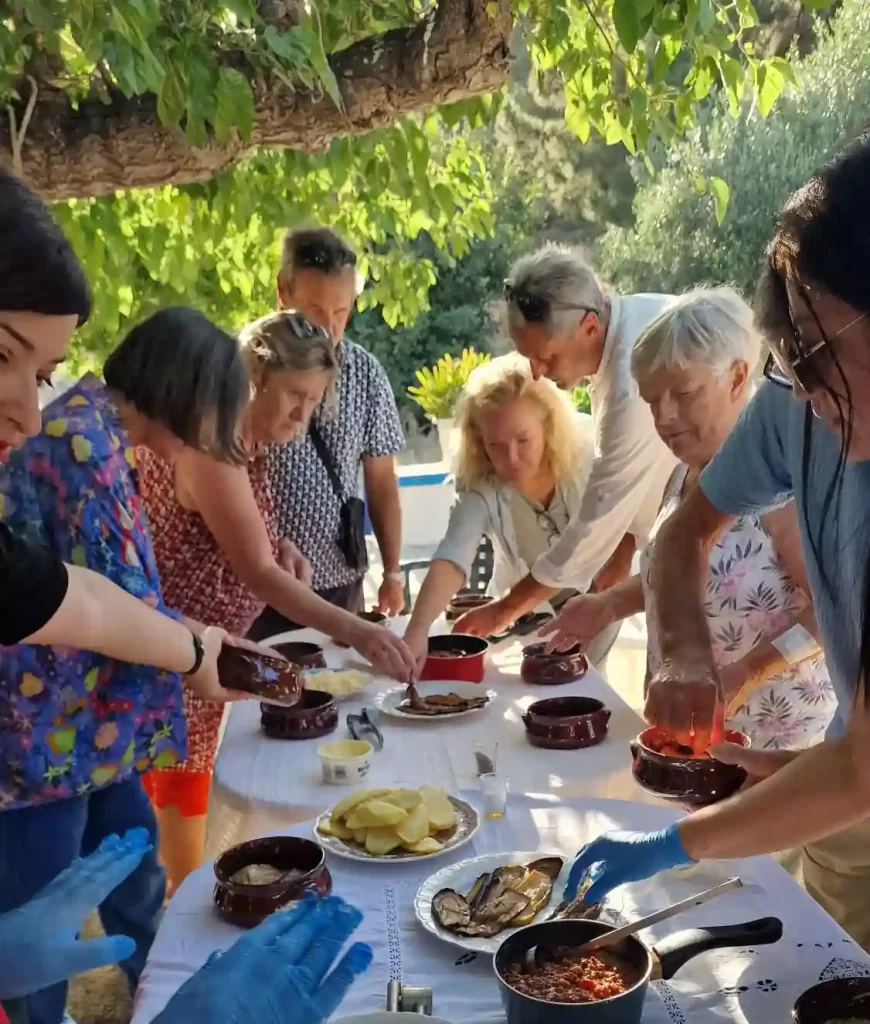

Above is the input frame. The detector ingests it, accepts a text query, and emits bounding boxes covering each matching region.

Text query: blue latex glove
[152,893,372,1024]
[563,824,695,905]
[0,828,151,999]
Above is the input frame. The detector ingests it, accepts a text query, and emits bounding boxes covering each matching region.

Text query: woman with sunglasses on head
[451,244,678,645]
[0,169,228,684]
[140,311,416,894]
[561,134,870,950]
[543,287,835,751]
[403,353,632,668]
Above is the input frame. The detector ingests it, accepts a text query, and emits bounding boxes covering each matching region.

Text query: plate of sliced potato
[315,786,479,863]
[300,668,372,703]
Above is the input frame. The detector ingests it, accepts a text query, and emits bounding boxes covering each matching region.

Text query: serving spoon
[523,876,743,974]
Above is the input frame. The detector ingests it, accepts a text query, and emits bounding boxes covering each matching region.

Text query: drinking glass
[480,772,508,819]
[473,740,498,778]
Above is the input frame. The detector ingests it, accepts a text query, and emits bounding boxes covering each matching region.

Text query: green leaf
[214,67,255,142]
[612,0,640,54]
[708,176,729,224]
[756,60,785,117]
[222,0,257,22]
[157,65,185,127]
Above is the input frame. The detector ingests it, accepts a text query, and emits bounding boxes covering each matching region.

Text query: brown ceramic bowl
[260,689,338,740]
[793,976,870,1023]
[213,835,332,928]
[521,642,589,686]
[420,633,489,683]
[522,695,611,750]
[335,610,389,648]
[445,594,493,622]
[630,725,750,807]
[218,646,303,706]
[269,641,326,669]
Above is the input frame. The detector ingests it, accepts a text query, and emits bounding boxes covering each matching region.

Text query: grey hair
[631,286,761,378]
[504,243,605,339]
[239,310,340,414]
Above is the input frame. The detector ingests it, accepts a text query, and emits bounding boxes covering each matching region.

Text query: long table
[204,619,657,858]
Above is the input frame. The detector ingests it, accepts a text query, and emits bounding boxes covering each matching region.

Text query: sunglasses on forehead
[503,280,600,325]
[282,311,332,342]
[295,240,357,271]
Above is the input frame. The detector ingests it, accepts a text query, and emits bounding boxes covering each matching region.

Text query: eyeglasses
[536,509,561,545]
[503,281,599,325]
[282,311,332,343]
[763,281,868,392]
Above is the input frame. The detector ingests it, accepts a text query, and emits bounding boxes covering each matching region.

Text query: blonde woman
[403,353,631,670]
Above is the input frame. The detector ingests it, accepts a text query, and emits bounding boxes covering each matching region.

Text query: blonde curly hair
[453,352,588,491]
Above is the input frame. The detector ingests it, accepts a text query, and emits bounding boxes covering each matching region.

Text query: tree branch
[0,0,512,201]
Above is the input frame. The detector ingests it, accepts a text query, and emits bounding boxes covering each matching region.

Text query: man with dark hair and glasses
[450,243,678,653]
[248,227,406,639]
[558,134,870,952]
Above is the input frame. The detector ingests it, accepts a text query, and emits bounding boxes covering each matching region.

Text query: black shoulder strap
[308,420,345,500]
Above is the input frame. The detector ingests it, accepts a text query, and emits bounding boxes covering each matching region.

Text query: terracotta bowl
[445,594,493,622]
[217,646,303,706]
[213,835,332,928]
[420,633,489,684]
[792,976,870,1023]
[269,641,326,669]
[630,725,750,807]
[335,611,389,648]
[260,689,338,740]
[521,642,589,686]
[522,696,611,750]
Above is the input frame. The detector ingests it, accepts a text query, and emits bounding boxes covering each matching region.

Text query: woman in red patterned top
[141,312,416,891]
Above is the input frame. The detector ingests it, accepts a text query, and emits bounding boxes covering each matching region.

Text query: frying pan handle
[654,916,783,980]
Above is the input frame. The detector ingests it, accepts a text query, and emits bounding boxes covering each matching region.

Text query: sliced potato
[316,818,336,837]
[365,826,404,856]
[381,789,423,811]
[331,788,389,823]
[346,799,407,830]
[421,790,456,832]
[396,802,429,844]
[329,819,354,841]
[404,836,444,855]
[353,828,368,845]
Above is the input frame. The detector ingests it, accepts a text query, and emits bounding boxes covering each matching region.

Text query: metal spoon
[524,876,743,974]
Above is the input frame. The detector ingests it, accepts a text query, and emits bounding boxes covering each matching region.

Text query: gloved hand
[152,893,372,1024]
[0,828,151,999]
[564,824,695,905]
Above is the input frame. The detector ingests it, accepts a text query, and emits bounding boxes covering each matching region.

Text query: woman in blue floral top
[0,307,251,1024]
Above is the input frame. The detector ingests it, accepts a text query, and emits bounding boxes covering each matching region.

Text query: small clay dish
[792,976,870,1023]
[521,642,589,686]
[269,641,326,669]
[260,689,338,740]
[213,835,332,928]
[522,696,611,750]
[335,610,389,648]
[421,633,489,684]
[630,725,750,807]
[445,594,493,622]
[218,646,303,706]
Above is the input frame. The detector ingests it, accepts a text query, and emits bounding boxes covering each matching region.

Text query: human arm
[404,560,466,669]
[363,454,404,615]
[277,538,313,585]
[177,451,415,680]
[539,575,645,653]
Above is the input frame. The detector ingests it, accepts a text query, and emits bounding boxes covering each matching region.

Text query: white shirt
[531,293,679,591]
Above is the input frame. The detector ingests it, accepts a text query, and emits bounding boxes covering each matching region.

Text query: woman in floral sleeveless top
[544,288,835,749]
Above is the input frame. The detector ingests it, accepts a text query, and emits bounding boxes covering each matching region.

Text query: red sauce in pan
[503,947,641,1004]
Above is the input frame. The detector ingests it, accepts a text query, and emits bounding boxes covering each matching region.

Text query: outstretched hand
[152,894,372,1024]
[0,828,152,1000]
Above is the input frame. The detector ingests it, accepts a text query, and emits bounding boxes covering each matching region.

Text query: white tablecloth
[205,620,658,858]
[133,795,870,1024]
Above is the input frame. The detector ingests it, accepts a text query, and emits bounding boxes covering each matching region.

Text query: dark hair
[279,226,357,286]
[0,170,91,325]
[103,307,248,463]
[755,133,870,705]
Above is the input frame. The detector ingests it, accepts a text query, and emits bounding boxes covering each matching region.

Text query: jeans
[0,777,164,1024]
[246,578,364,641]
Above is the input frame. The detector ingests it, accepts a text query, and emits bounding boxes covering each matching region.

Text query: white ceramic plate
[414,849,571,955]
[373,681,496,720]
[314,795,479,864]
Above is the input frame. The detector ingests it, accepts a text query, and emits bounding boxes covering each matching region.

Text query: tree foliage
[597,0,870,299]
[0,0,832,367]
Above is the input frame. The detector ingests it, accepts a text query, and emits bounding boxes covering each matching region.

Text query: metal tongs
[346,707,384,750]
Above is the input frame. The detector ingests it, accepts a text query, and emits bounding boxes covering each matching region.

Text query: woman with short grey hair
[544,286,835,750]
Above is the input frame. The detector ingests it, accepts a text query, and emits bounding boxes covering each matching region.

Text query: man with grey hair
[452,243,678,649]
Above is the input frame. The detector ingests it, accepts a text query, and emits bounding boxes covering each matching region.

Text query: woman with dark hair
[0,306,256,1024]
[140,310,416,893]
[0,169,226,682]
[560,134,870,949]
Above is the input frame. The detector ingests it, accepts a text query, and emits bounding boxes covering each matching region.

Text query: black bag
[308,422,369,573]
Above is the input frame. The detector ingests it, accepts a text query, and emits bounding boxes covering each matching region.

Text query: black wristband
[184,631,205,676]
